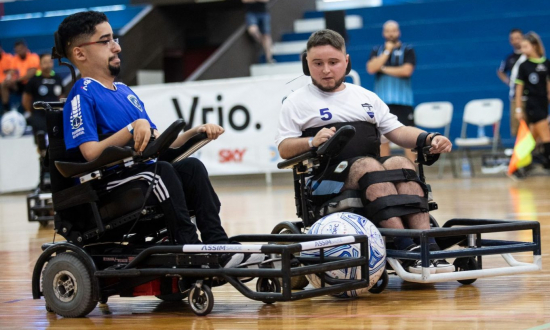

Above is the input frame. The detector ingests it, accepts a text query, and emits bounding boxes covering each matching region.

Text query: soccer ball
[1,110,26,138]
[301,212,386,298]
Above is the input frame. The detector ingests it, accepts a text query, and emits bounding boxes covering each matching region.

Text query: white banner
[132,74,311,176]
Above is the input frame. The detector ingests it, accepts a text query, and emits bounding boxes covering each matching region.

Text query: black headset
[52,30,77,83]
[301,52,352,76]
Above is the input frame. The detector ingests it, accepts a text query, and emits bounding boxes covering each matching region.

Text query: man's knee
[172,157,210,181]
[381,156,423,196]
[248,25,260,35]
[382,156,415,171]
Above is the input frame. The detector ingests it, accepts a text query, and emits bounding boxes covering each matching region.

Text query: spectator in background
[367,20,416,162]
[1,40,39,113]
[497,28,526,137]
[22,53,64,140]
[515,32,550,169]
[242,0,274,63]
[0,43,14,117]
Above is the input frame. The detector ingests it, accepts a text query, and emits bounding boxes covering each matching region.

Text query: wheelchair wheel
[42,253,97,317]
[272,222,310,290]
[453,257,478,285]
[188,284,214,316]
[256,277,281,304]
[368,269,389,294]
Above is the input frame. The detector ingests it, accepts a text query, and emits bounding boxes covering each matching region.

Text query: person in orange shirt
[1,40,39,113]
[0,44,14,117]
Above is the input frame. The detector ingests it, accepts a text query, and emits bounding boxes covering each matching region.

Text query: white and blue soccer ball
[1,110,26,138]
[301,212,386,298]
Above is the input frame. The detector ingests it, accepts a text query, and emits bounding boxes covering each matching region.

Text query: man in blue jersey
[367,20,416,162]
[57,11,262,268]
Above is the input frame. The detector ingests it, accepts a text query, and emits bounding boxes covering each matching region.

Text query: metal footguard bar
[380,218,541,282]
[34,234,370,303]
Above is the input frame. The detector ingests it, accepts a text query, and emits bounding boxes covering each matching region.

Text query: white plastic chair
[453,99,503,177]
[414,102,454,178]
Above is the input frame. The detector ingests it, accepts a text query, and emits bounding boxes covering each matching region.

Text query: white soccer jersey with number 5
[275,83,403,147]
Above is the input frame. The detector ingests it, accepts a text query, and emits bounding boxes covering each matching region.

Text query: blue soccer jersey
[63,78,157,150]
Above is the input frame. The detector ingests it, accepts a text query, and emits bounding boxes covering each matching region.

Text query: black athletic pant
[105,158,229,245]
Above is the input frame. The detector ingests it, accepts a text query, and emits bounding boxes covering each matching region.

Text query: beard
[108,56,120,77]
[311,74,346,92]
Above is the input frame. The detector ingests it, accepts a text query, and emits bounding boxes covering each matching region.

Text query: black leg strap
[357,169,429,224]
[358,169,429,197]
[364,195,429,223]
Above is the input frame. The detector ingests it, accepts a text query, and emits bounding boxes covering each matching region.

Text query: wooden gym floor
[0,171,549,330]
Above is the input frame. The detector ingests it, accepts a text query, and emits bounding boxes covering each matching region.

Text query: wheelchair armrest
[277,150,318,169]
[55,146,135,178]
[157,132,210,163]
[276,125,356,170]
[137,119,186,160]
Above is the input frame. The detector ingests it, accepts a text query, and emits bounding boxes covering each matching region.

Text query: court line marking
[525,324,550,330]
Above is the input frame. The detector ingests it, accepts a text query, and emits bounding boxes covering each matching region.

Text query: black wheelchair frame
[27,130,55,227]
[31,101,375,317]
[275,126,542,286]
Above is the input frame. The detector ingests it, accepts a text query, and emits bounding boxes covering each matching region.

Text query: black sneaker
[219,253,244,268]
[409,259,436,274]
[403,245,436,274]
[433,259,454,273]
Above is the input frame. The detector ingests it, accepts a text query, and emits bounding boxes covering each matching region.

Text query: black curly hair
[57,11,108,59]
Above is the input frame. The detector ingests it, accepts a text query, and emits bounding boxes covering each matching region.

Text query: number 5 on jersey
[320,108,332,121]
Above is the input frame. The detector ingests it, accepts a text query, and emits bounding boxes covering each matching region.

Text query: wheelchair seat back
[45,108,165,245]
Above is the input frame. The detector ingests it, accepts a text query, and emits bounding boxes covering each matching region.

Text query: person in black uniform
[515,32,550,168]
[242,0,274,63]
[497,28,525,136]
[22,53,64,139]
[367,20,416,162]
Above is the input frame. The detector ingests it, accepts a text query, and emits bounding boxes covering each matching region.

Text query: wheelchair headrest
[316,125,356,159]
[52,31,66,59]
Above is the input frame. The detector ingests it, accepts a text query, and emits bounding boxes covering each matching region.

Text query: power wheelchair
[30,101,377,317]
[274,125,542,290]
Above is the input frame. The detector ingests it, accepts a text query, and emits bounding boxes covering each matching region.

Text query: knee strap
[363,195,429,223]
[358,169,429,223]
[358,169,429,197]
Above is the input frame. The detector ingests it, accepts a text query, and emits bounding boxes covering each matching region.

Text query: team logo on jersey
[54,85,62,96]
[82,79,92,91]
[362,103,375,118]
[127,95,143,112]
[529,72,539,84]
[70,95,85,139]
[536,64,547,72]
[38,85,48,96]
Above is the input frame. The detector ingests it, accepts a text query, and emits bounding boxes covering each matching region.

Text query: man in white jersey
[276,29,453,273]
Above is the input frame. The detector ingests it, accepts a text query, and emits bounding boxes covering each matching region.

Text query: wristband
[308,137,314,149]
[383,50,390,56]
[515,107,522,114]
[127,123,134,134]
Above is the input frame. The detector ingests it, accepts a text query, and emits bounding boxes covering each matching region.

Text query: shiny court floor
[1,170,549,330]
